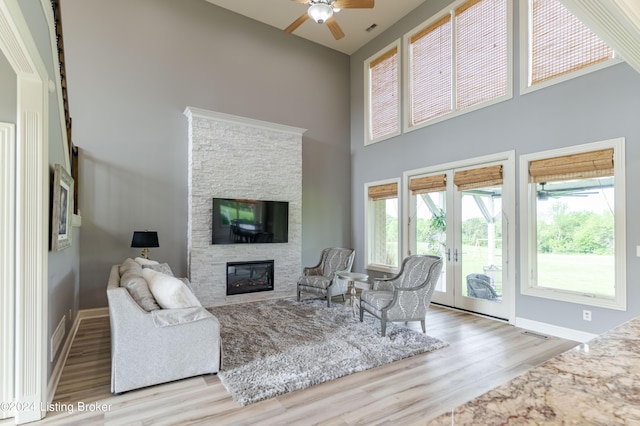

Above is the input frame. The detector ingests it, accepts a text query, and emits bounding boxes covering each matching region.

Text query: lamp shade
[308,3,333,23]
[131,231,159,248]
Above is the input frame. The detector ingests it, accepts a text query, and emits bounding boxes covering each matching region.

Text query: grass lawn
[416,244,614,297]
[536,252,614,296]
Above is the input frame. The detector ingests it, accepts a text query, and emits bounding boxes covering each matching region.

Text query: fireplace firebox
[226,260,274,295]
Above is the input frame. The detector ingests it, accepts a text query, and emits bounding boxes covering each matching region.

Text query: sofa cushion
[120,272,161,312]
[178,277,195,292]
[119,258,143,277]
[135,257,159,266]
[143,269,202,309]
[143,262,174,276]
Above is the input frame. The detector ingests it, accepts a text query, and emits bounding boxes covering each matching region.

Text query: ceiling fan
[536,182,598,201]
[284,0,375,41]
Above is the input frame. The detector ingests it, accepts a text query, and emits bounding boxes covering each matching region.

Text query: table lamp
[131,231,159,259]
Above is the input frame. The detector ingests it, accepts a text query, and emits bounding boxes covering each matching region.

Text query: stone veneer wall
[184,107,305,307]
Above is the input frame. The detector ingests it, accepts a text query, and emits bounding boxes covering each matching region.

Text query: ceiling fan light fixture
[308,3,334,24]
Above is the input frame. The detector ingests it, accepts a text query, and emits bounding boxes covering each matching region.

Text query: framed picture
[51,164,74,251]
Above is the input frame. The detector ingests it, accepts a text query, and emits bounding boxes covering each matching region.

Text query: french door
[407,155,514,320]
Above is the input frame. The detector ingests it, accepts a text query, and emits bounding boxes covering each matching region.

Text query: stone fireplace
[184,107,305,306]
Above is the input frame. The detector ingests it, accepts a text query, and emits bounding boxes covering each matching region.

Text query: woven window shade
[370,47,399,140]
[454,165,503,191]
[409,174,447,194]
[531,0,613,84]
[529,148,614,183]
[368,182,398,201]
[455,0,508,109]
[409,14,452,125]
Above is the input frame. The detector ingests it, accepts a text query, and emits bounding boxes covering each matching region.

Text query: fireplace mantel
[184,107,305,306]
[184,107,306,136]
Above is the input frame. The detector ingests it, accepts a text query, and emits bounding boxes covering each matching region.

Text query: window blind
[369,47,399,140]
[409,14,452,125]
[408,0,508,127]
[368,182,398,201]
[454,165,503,191]
[531,0,613,84]
[409,174,447,194]
[528,148,614,183]
[456,0,508,109]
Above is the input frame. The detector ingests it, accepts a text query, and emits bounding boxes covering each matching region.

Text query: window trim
[364,39,402,146]
[364,178,402,273]
[519,138,627,310]
[519,0,622,95]
[402,0,513,133]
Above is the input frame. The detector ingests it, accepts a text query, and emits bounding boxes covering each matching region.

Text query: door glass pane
[535,178,615,297]
[414,191,446,291]
[460,185,503,302]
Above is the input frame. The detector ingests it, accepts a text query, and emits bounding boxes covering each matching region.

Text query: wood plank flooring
[12,305,577,425]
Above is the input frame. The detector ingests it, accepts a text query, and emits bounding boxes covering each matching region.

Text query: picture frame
[51,164,74,251]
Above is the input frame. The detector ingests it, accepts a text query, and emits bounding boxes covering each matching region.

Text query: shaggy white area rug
[207,298,448,405]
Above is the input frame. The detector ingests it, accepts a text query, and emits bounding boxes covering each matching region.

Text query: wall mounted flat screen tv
[212,198,289,244]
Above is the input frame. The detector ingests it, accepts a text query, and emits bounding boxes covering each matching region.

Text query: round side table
[337,272,369,316]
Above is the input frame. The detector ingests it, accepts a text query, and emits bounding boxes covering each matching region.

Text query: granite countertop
[430,317,640,425]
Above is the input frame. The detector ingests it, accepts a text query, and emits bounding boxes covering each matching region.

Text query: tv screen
[212,198,289,244]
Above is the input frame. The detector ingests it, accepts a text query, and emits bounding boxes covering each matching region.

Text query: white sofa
[106,259,222,394]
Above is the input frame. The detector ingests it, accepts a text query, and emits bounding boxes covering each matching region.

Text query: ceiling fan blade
[333,0,374,8]
[290,0,308,3]
[326,16,345,40]
[284,13,309,34]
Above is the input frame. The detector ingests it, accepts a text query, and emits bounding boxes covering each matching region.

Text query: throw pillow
[119,258,143,277]
[120,272,161,311]
[143,268,202,309]
[143,262,174,276]
[134,257,159,266]
[178,277,194,292]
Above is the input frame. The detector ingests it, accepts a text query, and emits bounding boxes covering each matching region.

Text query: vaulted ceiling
[204,0,426,55]
[561,0,640,75]
[204,0,640,74]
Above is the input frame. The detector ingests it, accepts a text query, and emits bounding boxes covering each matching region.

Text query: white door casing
[0,123,16,420]
[0,0,49,423]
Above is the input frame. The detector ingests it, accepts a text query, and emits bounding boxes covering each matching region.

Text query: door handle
[446,248,451,262]
[454,249,459,262]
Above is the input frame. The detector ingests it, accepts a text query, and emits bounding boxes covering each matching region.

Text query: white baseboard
[46,307,109,404]
[515,317,598,343]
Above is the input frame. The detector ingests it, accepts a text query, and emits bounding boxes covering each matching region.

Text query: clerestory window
[521,0,617,92]
[405,0,511,130]
[365,40,401,145]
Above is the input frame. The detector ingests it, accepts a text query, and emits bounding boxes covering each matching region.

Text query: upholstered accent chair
[297,248,355,307]
[466,273,501,301]
[360,255,443,337]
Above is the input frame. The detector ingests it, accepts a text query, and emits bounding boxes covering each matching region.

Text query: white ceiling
[204,0,426,55]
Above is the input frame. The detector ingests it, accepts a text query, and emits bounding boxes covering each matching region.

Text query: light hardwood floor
[11,304,577,425]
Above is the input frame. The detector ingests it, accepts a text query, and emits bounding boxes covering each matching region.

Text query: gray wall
[350,0,640,334]
[18,0,80,379]
[61,0,352,308]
